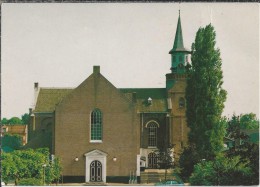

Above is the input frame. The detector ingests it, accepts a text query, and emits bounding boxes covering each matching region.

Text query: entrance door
[90,160,102,182]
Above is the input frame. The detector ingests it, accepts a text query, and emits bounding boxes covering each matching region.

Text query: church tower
[166,11,190,154]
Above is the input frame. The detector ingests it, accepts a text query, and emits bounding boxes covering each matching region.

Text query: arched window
[179,97,185,108]
[91,109,102,141]
[148,152,158,169]
[147,121,159,147]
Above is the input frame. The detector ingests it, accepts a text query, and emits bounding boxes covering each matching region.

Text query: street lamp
[75,157,79,162]
[42,164,47,185]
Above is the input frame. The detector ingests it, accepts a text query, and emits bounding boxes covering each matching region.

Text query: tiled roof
[119,88,167,112]
[34,87,167,113]
[34,88,72,113]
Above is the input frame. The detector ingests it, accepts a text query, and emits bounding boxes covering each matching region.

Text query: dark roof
[119,88,166,99]
[34,88,72,113]
[119,88,167,112]
[34,87,167,114]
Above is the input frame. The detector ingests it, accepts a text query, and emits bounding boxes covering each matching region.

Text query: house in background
[1,125,28,145]
[27,12,190,183]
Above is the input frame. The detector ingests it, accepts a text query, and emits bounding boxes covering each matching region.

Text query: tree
[239,113,259,130]
[155,142,175,181]
[225,114,259,185]
[21,113,30,125]
[1,148,62,185]
[1,117,23,125]
[2,133,23,151]
[185,24,227,159]
[177,145,200,182]
[1,118,9,124]
[7,117,23,125]
[1,113,30,125]
[189,155,252,185]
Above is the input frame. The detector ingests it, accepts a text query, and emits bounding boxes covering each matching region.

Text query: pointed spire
[169,11,189,54]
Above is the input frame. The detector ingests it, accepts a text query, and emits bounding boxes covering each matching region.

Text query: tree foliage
[1,148,62,185]
[155,142,175,181]
[21,113,30,125]
[190,155,252,185]
[1,113,30,125]
[177,145,200,182]
[2,133,23,151]
[225,114,259,185]
[185,24,227,159]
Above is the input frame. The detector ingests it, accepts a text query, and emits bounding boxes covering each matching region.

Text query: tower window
[90,109,102,141]
[179,97,185,108]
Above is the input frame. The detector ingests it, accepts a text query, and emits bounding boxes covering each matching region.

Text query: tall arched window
[91,109,102,141]
[147,121,159,147]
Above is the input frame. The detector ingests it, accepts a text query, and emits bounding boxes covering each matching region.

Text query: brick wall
[55,70,140,177]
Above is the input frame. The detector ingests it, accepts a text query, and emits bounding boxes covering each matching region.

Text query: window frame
[146,120,159,148]
[90,109,103,143]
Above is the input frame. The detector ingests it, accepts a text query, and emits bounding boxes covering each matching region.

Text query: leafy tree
[2,133,23,151]
[177,145,200,182]
[155,142,174,181]
[189,155,252,185]
[21,113,30,125]
[1,113,30,125]
[1,118,9,124]
[1,148,62,185]
[185,24,227,159]
[1,117,23,125]
[17,178,43,186]
[240,113,259,130]
[8,117,23,125]
[225,114,259,185]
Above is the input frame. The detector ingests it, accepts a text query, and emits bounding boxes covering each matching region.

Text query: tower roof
[169,11,190,54]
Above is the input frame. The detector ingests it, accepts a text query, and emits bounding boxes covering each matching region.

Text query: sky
[1,3,259,119]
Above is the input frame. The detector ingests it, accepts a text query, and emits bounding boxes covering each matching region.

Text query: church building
[27,12,190,183]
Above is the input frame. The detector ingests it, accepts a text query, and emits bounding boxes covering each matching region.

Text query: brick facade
[27,12,190,183]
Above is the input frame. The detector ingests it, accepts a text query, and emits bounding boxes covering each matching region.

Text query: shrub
[17,178,43,186]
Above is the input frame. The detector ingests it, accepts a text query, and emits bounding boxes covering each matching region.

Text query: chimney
[34,82,39,90]
[29,108,32,114]
[93,66,100,74]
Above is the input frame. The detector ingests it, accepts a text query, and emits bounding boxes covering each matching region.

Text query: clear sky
[1,3,259,119]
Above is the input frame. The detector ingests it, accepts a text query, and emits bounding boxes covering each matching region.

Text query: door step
[84,182,107,186]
